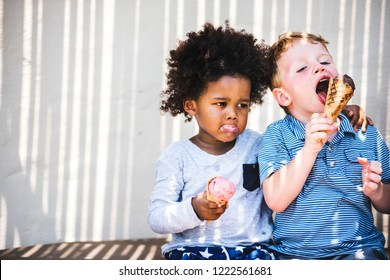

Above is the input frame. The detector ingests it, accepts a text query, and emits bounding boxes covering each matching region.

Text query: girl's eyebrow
[212,97,250,103]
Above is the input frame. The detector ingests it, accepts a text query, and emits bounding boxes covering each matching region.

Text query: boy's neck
[327,128,338,142]
[287,109,310,125]
[190,135,236,155]
[326,118,340,142]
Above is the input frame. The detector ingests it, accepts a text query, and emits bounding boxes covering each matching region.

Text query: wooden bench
[1,237,388,260]
[0,238,167,260]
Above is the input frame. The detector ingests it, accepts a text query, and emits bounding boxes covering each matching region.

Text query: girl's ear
[183,99,197,116]
[272,88,291,107]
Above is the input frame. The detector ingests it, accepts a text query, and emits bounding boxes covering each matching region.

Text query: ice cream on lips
[220,124,238,137]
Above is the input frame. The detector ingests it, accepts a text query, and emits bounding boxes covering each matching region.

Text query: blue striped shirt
[259,113,390,258]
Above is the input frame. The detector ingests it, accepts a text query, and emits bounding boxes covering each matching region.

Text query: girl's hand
[305,113,337,152]
[191,191,227,221]
[357,157,383,198]
[343,105,374,132]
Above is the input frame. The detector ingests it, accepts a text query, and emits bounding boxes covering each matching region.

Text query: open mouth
[316,78,330,104]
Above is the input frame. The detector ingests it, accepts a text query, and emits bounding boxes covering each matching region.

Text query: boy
[259,32,390,260]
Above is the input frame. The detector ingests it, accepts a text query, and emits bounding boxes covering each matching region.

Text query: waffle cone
[206,189,222,205]
[324,75,355,123]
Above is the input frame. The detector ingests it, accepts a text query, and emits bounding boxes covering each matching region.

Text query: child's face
[189,75,251,143]
[276,39,339,122]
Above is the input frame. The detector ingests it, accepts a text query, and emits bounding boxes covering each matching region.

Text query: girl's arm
[147,159,203,234]
[342,104,374,132]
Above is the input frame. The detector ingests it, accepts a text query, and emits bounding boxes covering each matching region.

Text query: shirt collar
[285,114,306,140]
[333,113,357,142]
[285,113,356,140]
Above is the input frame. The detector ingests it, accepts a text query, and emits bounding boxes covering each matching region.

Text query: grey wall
[0,0,389,249]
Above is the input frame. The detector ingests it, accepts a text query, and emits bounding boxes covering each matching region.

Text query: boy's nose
[314,66,325,74]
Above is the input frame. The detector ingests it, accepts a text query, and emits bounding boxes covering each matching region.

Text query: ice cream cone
[324,74,355,123]
[206,176,235,206]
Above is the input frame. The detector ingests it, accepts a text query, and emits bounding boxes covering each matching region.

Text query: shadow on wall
[1,0,164,248]
[0,0,57,246]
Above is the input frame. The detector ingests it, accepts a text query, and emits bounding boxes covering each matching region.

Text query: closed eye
[297,66,307,73]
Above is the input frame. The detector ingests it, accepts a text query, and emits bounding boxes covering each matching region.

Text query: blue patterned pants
[165,244,275,260]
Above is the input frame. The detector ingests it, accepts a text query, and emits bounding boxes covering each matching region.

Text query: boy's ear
[272,88,291,107]
[183,99,197,116]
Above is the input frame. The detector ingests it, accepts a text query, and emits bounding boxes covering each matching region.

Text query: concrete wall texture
[0,0,389,249]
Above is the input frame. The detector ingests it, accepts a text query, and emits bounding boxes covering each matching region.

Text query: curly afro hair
[160,21,272,122]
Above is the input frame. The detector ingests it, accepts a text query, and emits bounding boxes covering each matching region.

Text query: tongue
[317,91,327,105]
[221,125,238,133]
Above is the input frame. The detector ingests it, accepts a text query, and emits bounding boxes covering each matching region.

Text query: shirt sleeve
[258,123,292,187]
[147,149,203,234]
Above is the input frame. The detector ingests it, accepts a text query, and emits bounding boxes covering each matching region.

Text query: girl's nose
[226,107,238,120]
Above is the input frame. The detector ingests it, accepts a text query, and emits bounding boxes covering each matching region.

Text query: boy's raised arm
[263,146,317,212]
[263,113,337,212]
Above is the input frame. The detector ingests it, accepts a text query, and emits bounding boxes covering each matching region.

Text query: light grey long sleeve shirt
[147,129,273,254]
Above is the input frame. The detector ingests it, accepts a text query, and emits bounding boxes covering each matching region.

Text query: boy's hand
[357,157,383,199]
[342,105,374,132]
[191,191,227,221]
[305,113,337,152]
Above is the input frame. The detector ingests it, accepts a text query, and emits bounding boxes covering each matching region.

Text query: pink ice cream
[206,176,235,205]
